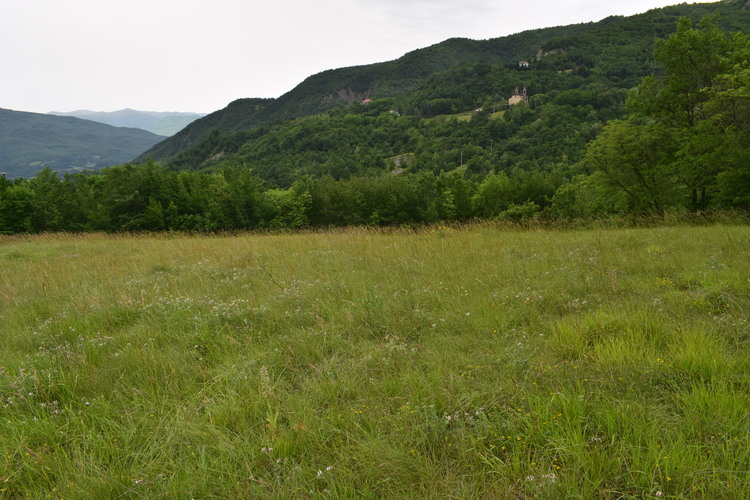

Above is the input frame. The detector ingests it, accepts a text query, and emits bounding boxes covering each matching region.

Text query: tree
[583,118,682,215]
[260,188,311,229]
[710,47,750,208]
[627,17,747,209]
[27,168,62,231]
[140,198,166,231]
[0,175,9,232]
[582,16,750,214]
[0,184,36,233]
[472,172,514,217]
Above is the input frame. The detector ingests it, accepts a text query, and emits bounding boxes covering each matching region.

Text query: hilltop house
[509,86,529,106]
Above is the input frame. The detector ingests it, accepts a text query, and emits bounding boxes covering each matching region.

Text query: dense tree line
[0,162,563,233]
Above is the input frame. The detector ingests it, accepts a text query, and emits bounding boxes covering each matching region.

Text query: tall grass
[1,224,748,498]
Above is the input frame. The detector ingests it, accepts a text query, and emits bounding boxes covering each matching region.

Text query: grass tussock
[1,224,749,498]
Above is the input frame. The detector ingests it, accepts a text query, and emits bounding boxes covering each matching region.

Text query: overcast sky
[1,0,701,114]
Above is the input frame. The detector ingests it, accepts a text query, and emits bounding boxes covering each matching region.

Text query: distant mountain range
[48,109,205,137]
[0,108,165,178]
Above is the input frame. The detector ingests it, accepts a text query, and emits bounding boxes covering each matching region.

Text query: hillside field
[1,224,749,498]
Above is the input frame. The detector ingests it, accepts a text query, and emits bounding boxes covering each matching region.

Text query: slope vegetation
[136,1,744,164]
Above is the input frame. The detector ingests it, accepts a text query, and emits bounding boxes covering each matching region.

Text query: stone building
[509,86,529,106]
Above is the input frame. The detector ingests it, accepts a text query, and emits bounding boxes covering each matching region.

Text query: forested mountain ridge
[137,98,275,161]
[136,0,749,164]
[0,108,165,178]
[135,31,567,162]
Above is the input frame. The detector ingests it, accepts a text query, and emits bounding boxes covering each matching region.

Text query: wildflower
[259,365,273,398]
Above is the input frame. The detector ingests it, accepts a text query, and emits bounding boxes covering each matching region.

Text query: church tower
[509,86,529,106]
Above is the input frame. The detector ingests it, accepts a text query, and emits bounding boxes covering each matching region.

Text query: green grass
[425,109,506,123]
[1,224,749,498]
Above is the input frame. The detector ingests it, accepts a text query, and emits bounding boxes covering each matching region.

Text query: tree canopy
[583,17,750,213]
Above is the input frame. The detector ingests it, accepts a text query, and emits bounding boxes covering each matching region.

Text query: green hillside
[136,1,750,191]
[136,1,746,164]
[0,109,165,178]
[136,98,275,161]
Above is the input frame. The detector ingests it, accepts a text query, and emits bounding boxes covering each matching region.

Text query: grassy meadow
[1,224,749,498]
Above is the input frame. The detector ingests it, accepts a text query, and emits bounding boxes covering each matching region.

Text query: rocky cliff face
[535,47,570,61]
[322,88,373,104]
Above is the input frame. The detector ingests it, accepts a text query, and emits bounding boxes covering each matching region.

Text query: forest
[1,15,749,233]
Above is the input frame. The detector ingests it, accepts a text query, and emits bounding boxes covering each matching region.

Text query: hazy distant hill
[49,109,205,136]
[0,108,165,178]
[136,0,748,164]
